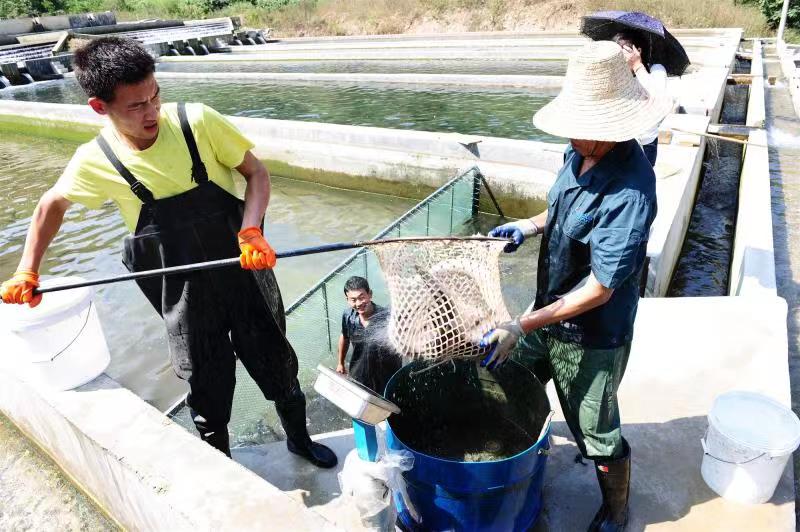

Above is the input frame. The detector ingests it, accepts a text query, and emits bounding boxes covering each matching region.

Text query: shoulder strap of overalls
[95,134,155,205]
[177,102,209,184]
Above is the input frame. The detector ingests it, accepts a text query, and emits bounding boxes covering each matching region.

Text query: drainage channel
[667,58,751,297]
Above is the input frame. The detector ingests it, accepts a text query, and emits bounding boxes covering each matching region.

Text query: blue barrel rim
[384,359,552,466]
[387,419,552,465]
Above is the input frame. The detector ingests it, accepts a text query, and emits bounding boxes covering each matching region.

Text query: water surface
[667,84,748,296]
[1,78,558,141]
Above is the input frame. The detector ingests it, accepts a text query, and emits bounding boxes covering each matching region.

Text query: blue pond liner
[385,359,552,532]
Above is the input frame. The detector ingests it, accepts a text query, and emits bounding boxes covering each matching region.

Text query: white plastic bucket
[0,277,110,391]
[701,391,800,504]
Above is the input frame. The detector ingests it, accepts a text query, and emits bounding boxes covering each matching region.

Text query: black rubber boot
[276,389,338,469]
[588,440,631,532]
[191,411,232,458]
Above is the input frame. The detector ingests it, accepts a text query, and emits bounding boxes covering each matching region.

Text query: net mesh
[370,238,510,362]
[167,166,505,444]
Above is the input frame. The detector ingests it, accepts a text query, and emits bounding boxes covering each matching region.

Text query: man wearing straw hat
[482,41,672,531]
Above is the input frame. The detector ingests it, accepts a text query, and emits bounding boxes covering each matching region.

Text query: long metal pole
[23,235,508,296]
[778,0,791,43]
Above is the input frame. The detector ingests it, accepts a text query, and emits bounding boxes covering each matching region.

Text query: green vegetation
[738,0,799,30]
[0,0,792,42]
[0,0,302,18]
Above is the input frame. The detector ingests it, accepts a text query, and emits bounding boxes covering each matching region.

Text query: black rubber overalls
[97,103,307,456]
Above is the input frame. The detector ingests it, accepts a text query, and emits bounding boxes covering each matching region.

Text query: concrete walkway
[765,45,800,527]
[235,297,794,531]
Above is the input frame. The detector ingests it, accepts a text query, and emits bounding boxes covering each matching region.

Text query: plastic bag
[338,448,414,531]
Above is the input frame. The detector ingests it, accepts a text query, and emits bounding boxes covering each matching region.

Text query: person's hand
[238,227,277,270]
[621,44,644,73]
[336,363,347,375]
[1,270,42,308]
[479,317,525,370]
[488,219,539,252]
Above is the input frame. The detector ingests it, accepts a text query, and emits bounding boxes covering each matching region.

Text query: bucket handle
[31,301,93,364]
[536,410,555,456]
[701,429,767,465]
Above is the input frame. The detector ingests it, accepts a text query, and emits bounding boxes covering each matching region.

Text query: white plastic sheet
[338,448,414,531]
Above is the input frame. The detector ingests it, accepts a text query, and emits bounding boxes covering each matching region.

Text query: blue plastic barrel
[385,359,552,532]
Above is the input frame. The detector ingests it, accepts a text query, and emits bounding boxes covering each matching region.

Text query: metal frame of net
[167,166,502,445]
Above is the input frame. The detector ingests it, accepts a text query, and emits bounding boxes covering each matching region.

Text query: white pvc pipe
[778,0,791,43]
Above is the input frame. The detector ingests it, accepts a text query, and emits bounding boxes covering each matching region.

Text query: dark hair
[344,276,371,294]
[611,31,651,67]
[73,37,156,102]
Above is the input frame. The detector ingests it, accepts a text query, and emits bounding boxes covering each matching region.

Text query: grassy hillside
[105,0,772,38]
[1,0,783,40]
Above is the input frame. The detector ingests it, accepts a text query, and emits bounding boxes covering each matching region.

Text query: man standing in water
[0,37,336,468]
[336,276,400,394]
[482,41,671,531]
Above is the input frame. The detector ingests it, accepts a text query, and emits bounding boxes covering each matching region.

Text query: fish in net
[369,237,511,363]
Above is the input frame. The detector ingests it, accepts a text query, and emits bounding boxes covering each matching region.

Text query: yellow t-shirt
[54,102,255,231]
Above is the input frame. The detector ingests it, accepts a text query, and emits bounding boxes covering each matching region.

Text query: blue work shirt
[534,139,657,348]
[341,304,401,393]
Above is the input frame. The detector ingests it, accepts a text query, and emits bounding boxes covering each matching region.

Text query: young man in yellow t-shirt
[0,37,337,468]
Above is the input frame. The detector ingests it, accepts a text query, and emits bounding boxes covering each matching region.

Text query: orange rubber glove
[1,270,42,308]
[238,227,277,270]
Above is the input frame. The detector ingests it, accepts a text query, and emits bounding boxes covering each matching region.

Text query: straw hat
[533,40,673,142]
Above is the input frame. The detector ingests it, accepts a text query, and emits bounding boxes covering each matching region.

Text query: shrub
[256,0,301,9]
[0,0,33,17]
[739,0,800,30]
[758,0,800,30]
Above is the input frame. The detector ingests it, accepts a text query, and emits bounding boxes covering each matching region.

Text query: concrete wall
[729,130,776,297]
[162,47,737,68]
[154,70,566,90]
[747,40,766,128]
[268,28,741,45]
[729,41,776,297]
[235,38,729,54]
[645,115,710,297]
[675,66,730,122]
[0,18,36,36]
[0,370,339,531]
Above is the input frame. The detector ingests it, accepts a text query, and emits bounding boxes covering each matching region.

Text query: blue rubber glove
[479,318,525,370]
[488,219,539,253]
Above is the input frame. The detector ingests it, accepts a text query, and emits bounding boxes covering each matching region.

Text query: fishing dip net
[369,236,511,363]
